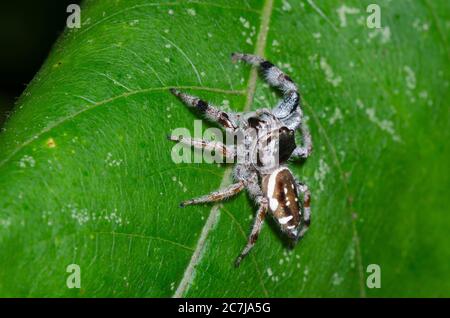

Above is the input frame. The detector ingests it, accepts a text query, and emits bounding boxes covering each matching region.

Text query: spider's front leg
[168,135,236,160]
[170,89,237,131]
[179,181,245,207]
[235,197,268,267]
[231,52,301,129]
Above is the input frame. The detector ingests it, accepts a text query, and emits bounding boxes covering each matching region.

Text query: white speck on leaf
[282,0,292,12]
[314,159,330,192]
[356,99,364,109]
[366,108,401,142]
[404,66,416,90]
[129,19,139,26]
[173,175,187,192]
[105,152,123,167]
[239,17,250,29]
[303,266,310,282]
[332,272,344,286]
[19,155,35,168]
[186,8,196,16]
[329,107,343,125]
[0,218,12,229]
[419,91,428,99]
[320,57,342,87]
[413,18,430,32]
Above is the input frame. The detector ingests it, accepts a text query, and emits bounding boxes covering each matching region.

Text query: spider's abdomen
[262,167,301,239]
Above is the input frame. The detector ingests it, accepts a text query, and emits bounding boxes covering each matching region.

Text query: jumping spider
[168,52,312,266]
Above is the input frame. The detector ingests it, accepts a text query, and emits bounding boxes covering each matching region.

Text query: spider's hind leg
[294,180,311,241]
[170,89,237,131]
[235,197,268,267]
[180,181,244,207]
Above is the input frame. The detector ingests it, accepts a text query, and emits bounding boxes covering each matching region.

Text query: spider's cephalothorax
[168,53,312,266]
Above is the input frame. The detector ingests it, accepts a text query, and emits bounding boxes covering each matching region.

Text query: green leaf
[0,0,449,297]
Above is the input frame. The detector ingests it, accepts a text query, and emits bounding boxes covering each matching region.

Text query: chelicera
[168,52,312,266]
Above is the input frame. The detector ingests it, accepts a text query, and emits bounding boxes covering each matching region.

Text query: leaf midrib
[173,0,274,298]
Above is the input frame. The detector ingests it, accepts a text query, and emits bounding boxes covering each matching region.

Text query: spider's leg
[290,123,312,159]
[168,135,236,160]
[170,89,237,131]
[231,52,301,126]
[294,180,311,241]
[235,197,268,267]
[180,181,244,207]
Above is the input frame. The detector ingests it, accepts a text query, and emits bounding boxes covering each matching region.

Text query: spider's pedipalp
[170,88,237,131]
[235,197,268,267]
[179,181,244,207]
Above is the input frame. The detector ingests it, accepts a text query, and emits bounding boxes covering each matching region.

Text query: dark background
[0,1,81,126]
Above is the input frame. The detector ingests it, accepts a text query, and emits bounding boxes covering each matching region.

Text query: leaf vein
[95,231,195,252]
[0,86,244,169]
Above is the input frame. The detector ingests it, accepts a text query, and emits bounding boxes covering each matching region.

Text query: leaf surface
[0,0,449,297]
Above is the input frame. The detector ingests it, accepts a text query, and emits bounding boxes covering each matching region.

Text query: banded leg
[168,135,235,160]
[170,88,237,131]
[295,181,311,240]
[235,197,268,267]
[291,124,313,159]
[180,181,244,207]
[231,52,300,121]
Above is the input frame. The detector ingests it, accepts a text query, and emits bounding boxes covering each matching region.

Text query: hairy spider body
[168,53,312,266]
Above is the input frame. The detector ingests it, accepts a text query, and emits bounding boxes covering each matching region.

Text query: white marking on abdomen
[266,167,289,212]
[278,215,293,224]
[269,198,279,211]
